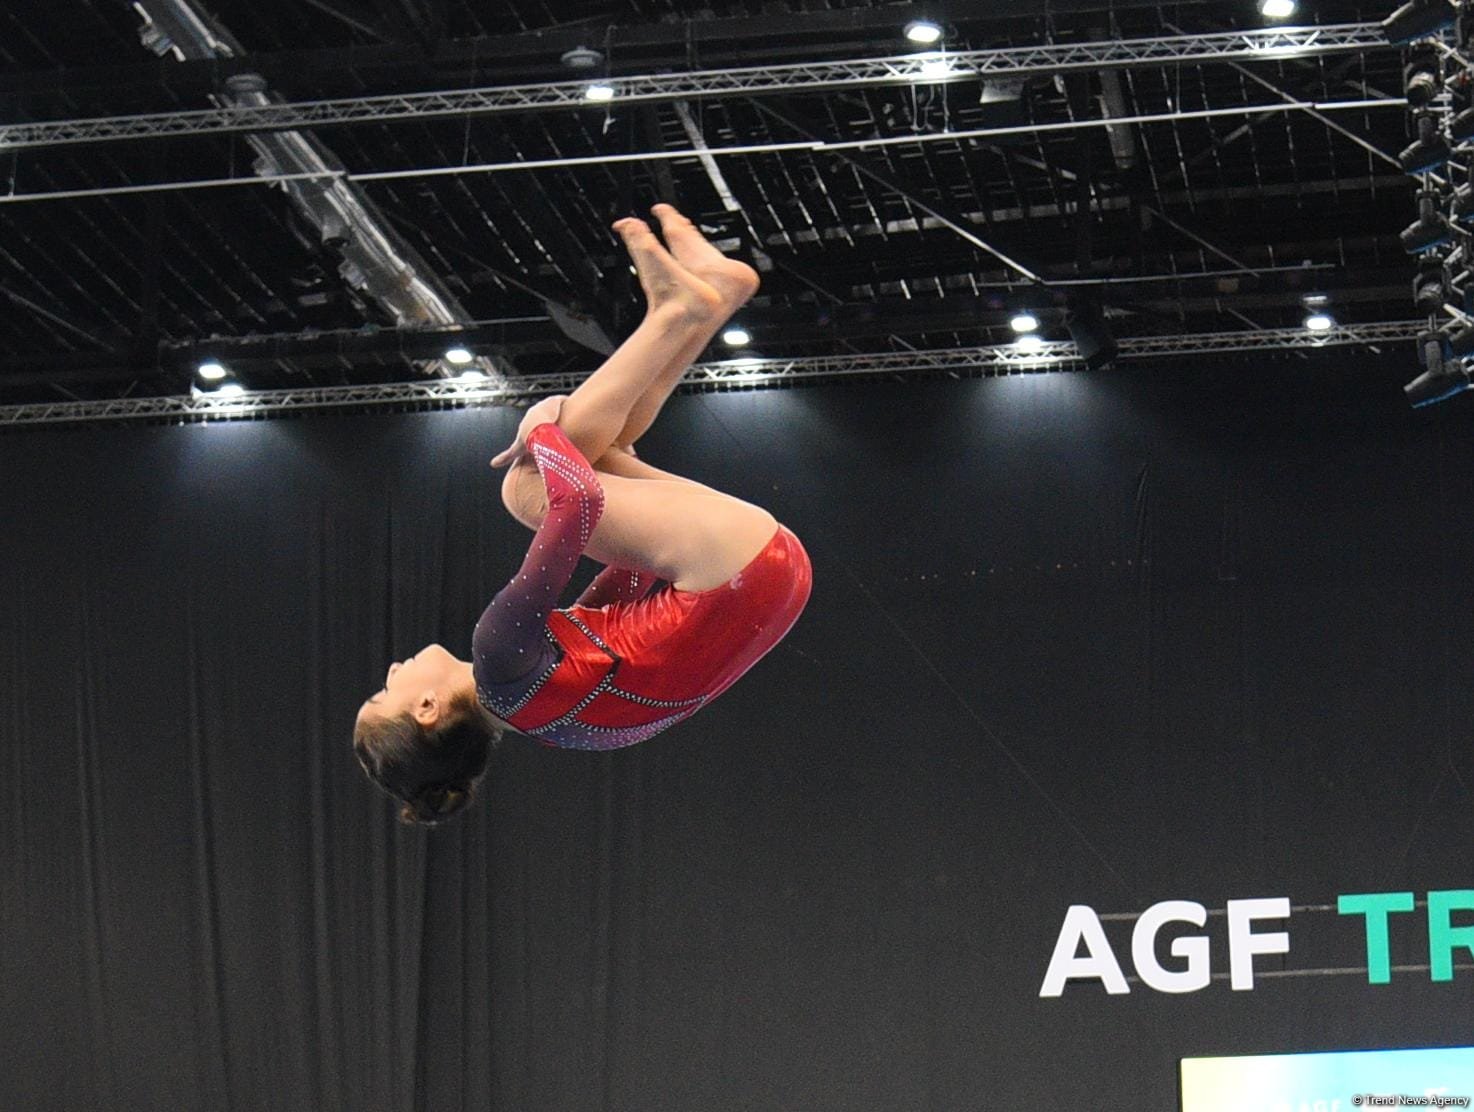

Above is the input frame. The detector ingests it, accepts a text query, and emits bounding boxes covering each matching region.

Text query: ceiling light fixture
[444,346,474,365]
[722,327,751,346]
[1381,0,1457,45]
[904,20,944,45]
[584,83,615,103]
[1010,312,1039,333]
[1405,329,1470,406]
[1258,0,1297,19]
[1066,297,1119,369]
[198,360,227,381]
[1401,190,1452,254]
[1304,312,1334,332]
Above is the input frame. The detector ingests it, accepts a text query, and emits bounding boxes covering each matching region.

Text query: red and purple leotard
[472,422,812,750]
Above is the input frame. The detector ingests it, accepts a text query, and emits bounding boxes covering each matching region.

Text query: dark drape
[2,354,1471,1110]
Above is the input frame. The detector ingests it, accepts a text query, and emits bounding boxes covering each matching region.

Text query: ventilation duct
[132,0,500,380]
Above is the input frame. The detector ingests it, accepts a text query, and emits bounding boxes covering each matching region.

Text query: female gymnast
[353,204,813,825]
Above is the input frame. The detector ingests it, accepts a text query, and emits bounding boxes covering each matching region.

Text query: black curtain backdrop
[2,355,1472,1111]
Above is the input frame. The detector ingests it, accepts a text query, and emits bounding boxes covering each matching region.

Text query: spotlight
[1014,334,1044,353]
[1010,312,1039,333]
[197,360,227,381]
[215,382,246,399]
[1304,312,1334,332]
[1398,114,1451,175]
[904,19,944,44]
[560,46,603,70]
[979,77,1025,105]
[584,83,615,103]
[1401,190,1452,254]
[1066,297,1118,369]
[977,76,1028,129]
[1414,259,1449,310]
[444,346,474,365]
[1447,324,1474,359]
[1405,329,1470,407]
[1381,0,1456,45]
[457,369,488,382]
[1259,0,1296,18]
[722,326,751,346]
[1404,50,1441,110]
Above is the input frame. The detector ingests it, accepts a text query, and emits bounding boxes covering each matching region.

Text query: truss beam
[0,1,1228,99]
[0,24,1392,153]
[0,322,1421,428]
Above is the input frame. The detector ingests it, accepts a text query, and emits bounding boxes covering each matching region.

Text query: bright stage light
[198,360,227,381]
[584,83,615,103]
[457,369,488,382]
[1010,312,1039,333]
[722,326,751,346]
[1014,334,1044,353]
[444,346,474,365]
[904,20,944,44]
[1304,312,1334,332]
[215,382,246,398]
[1258,0,1296,18]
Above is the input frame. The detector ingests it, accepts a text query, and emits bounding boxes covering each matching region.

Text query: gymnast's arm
[472,422,606,685]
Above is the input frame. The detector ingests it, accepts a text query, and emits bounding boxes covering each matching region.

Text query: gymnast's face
[356,643,461,730]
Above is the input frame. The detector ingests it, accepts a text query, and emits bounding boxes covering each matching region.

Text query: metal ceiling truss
[0,322,1420,428]
[0,97,1408,208]
[0,24,1393,153]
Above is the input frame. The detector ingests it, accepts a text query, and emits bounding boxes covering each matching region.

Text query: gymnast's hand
[490,394,568,469]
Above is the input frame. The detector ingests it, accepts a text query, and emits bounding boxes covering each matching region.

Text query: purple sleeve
[575,565,659,609]
[472,423,605,685]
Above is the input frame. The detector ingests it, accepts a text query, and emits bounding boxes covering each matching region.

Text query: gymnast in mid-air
[353,204,812,825]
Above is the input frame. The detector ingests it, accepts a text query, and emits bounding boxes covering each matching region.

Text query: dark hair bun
[398,782,473,826]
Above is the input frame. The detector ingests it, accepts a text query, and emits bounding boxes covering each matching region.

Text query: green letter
[1338,892,1415,984]
[1428,889,1474,982]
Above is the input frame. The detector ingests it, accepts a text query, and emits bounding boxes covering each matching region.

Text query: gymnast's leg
[500,211,775,590]
[603,203,759,453]
[546,213,735,468]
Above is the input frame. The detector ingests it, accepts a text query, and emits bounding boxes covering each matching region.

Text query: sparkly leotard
[472,422,812,750]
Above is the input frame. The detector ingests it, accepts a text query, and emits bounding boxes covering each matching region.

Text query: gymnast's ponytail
[398,782,474,826]
[353,690,502,827]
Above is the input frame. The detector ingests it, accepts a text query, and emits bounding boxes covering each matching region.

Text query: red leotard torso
[473,423,811,750]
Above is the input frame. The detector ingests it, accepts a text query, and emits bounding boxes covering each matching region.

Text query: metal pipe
[0,97,1408,206]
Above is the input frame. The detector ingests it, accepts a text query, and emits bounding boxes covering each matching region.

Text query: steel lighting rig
[1388,0,1474,405]
[0,323,1421,429]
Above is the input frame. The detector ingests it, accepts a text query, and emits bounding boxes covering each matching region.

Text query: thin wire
[0,97,1407,206]
[698,403,1141,901]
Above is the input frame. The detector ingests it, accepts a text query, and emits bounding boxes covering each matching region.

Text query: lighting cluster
[192,342,491,394]
[1383,0,1474,406]
[1002,302,1118,369]
[193,359,244,398]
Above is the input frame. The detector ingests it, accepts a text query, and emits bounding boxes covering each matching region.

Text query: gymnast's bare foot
[613,216,723,324]
[650,203,760,313]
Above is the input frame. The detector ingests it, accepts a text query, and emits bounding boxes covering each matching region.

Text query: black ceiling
[0,0,1416,406]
